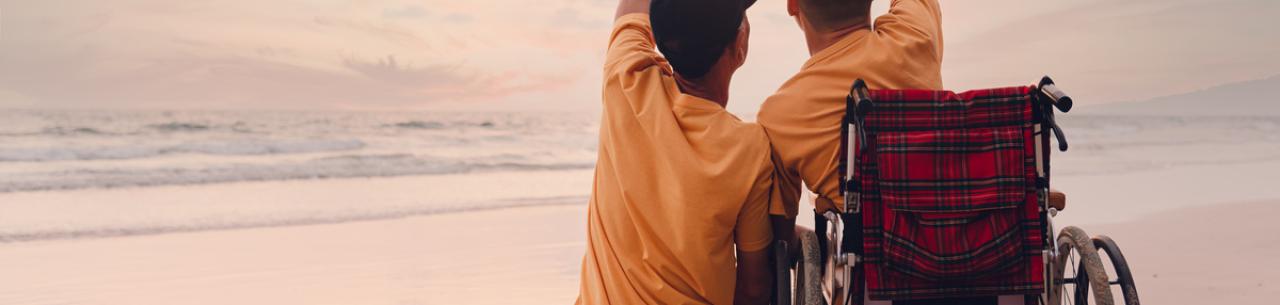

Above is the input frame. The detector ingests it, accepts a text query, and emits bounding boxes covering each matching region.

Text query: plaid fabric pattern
[852,87,1045,300]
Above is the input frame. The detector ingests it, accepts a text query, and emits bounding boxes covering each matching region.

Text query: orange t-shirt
[758,0,944,218]
[576,14,774,305]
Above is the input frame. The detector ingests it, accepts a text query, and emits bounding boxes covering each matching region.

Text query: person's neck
[674,73,730,108]
[806,19,871,56]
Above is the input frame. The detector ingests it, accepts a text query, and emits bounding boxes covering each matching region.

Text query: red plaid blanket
[852,86,1045,300]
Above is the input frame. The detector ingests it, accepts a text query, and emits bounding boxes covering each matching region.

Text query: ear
[736,18,750,61]
[787,0,800,16]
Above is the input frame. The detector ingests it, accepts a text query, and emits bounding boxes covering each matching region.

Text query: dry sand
[2,198,1277,304]
[0,204,587,305]
[1087,200,1280,305]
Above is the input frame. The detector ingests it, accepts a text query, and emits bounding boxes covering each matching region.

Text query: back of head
[799,0,873,31]
[650,0,754,79]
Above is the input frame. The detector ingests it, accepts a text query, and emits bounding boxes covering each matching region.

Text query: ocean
[0,110,599,192]
[3,109,1280,242]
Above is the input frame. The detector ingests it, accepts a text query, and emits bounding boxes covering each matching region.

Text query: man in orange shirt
[576,0,773,304]
[758,0,943,245]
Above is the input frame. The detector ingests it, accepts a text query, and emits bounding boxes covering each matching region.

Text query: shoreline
[0,169,595,244]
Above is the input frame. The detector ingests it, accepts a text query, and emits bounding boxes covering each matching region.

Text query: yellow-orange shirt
[577,14,774,305]
[758,0,944,218]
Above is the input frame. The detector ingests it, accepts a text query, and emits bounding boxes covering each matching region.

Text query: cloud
[380,4,471,24]
[549,7,609,30]
[441,13,473,24]
[1,49,533,110]
[382,5,430,19]
[310,16,431,48]
[342,55,471,86]
[0,0,605,110]
[11,0,1264,112]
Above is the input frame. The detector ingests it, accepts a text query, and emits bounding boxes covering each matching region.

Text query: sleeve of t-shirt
[767,146,802,219]
[875,0,944,60]
[604,13,662,73]
[735,149,777,252]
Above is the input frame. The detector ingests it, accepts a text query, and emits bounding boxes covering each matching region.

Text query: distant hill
[1080,75,1280,116]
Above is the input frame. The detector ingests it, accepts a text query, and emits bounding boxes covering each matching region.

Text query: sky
[0,0,1277,114]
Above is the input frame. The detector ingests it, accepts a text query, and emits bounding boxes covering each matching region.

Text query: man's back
[577,14,773,305]
[759,0,943,217]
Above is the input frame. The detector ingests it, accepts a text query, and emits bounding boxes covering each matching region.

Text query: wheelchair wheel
[776,227,826,305]
[1052,226,1115,305]
[795,228,824,305]
[1092,235,1139,305]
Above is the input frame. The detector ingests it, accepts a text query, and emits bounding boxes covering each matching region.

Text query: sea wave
[0,139,368,162]
[0,126,121,137]
[147,122,212,132]
[386,120,446,129]
[0,154,594,192]
[0,110,600,192]
[43,126,114,136]
[383,120,496,129]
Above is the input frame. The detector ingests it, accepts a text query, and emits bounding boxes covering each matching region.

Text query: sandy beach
[0,203,587,305]
[1089,201,1280,305]
[3,196,1279,305]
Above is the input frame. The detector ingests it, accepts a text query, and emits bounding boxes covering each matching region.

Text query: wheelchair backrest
[837,77,1070,300]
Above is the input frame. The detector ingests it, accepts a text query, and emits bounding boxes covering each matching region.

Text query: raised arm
[605,0,660,70]
[615,0,651,20]
[876,0,944,58]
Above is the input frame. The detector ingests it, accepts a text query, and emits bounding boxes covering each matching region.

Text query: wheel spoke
[1065,250,1077,305]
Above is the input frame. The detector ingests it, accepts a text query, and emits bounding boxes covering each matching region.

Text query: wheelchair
[773,77,1139,305]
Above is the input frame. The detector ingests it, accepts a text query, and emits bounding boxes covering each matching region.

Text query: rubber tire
[1092,235,1139,305]
[1053,226,1115,305]
[795,228,826,305]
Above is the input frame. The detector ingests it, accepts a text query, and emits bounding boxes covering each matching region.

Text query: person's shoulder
[759,71,812,111]
[757,72,825,130]
[714,115,773,157]
[698,107,762,136]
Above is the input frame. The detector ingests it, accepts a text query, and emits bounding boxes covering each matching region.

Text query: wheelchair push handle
[849,79,874,117]
[1039,76,1073,113]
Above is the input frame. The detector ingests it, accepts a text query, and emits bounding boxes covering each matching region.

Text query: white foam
[0,169,595,243]
[0,138,368,162]
[0,152,594,192]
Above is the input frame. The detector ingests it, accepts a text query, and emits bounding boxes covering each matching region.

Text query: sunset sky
[1,0,1277,114]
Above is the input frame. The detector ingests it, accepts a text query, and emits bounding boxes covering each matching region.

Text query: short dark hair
[650,0,755,79]
[800,0,872,30]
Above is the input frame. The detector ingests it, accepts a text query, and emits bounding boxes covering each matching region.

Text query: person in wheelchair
[756,0,981,304]
[753,1,1131,304]
[575,0,775,304]
[757,0,941,264]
